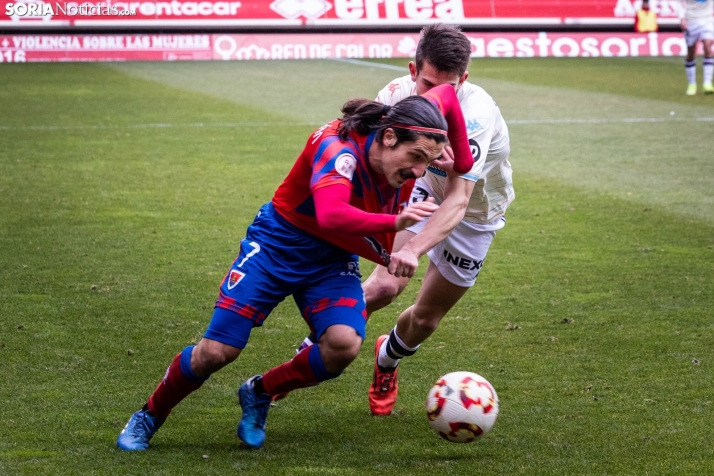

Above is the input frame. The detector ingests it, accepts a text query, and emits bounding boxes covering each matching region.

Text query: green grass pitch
[1,56,713,474]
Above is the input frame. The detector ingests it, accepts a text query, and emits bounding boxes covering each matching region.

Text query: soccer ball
[426,371,499,443]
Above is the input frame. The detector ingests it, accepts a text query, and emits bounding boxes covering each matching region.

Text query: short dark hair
[415,23,472,76]
[338,97,447,146]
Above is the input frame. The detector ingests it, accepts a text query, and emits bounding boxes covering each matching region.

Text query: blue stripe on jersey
[294,195,316,216]
[313,135,360,166]
[310,136,361,189]
[352,133,377,198]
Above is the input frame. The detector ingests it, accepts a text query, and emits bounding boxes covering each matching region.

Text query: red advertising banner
[0,33,212,60]
[210,32,694,61]
[0,32,696,63]
[0,0,684,30]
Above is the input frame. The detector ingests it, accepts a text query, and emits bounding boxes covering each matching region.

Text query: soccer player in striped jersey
[117,85,472,451]
[681,0,714,95]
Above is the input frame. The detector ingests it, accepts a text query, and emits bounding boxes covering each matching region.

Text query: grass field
[1,56,713,475]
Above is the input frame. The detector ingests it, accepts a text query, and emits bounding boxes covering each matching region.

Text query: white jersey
[680,0,714,23]
[376,76,514,225]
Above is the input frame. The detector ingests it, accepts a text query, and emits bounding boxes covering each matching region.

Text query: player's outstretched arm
[388,198,440,277]
[394,198,438,231]
[399,174,475,263]
[421,84,473,174]
[313,184,436,236]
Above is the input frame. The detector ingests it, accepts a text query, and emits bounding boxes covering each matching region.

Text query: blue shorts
[205,203,367,349]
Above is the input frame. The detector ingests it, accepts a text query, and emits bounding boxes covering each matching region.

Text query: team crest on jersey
[227,269,246,290]
[387,83,400,97]
[335,154,357,180]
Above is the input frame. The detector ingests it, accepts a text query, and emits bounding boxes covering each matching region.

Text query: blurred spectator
[635,0,658,32]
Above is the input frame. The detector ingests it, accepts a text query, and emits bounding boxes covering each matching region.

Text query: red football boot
[369,334,399,416]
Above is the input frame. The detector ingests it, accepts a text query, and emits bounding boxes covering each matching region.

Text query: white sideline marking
[509,117,714,125]
[1,116,713,132]
[331,58,405,71]
[0,122,322,131]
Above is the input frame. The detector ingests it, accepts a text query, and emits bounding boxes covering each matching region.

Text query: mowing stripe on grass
[508,116,714,124]
[331,58,406,71]
[0,122,321,131]
[2,116,713,132]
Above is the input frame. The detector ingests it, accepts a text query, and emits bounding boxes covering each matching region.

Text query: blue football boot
[117,409,165,451]
[237,376,271,449]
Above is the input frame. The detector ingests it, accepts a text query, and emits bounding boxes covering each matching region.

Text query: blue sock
[179,345,210,383]
[308,344,342,381]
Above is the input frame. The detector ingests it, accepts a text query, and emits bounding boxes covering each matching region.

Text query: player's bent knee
[192,338,241,376]
[325,337,362,368]
[365,277,402,311]
[319,328,363,373]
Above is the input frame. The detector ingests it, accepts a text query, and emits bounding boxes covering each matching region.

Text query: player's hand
[681,19,687,31]
[388,248,419,278]
[395,198,438,231]
[431,145,458,177]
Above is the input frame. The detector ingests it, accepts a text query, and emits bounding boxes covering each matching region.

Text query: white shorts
[684,21,714,47]
[406,179,506,287]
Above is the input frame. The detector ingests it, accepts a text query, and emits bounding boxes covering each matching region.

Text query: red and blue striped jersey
[272,120,414,266]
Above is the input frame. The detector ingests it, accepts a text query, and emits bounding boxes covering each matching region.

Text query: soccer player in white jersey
[680,0,714,95]
[365,23,514,415]
[285,24,513,413]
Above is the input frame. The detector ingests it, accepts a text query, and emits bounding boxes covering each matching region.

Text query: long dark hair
[337,96,448,146]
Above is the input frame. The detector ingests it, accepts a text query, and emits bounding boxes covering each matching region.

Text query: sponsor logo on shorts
[341,261,361,277]
[443,250,484,271]
[227,269,246,290]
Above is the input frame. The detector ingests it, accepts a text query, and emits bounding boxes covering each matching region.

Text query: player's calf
[271,335,314,402]
[117,346,211,451]
[238,342,345,448]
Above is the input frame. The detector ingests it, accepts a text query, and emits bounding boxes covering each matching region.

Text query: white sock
[378,338,400,370]
[686,60,697,85]
[377,327,420,370]
[704,59,713,84]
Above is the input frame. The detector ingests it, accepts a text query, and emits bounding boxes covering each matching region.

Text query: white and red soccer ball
[426,371,499,443]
